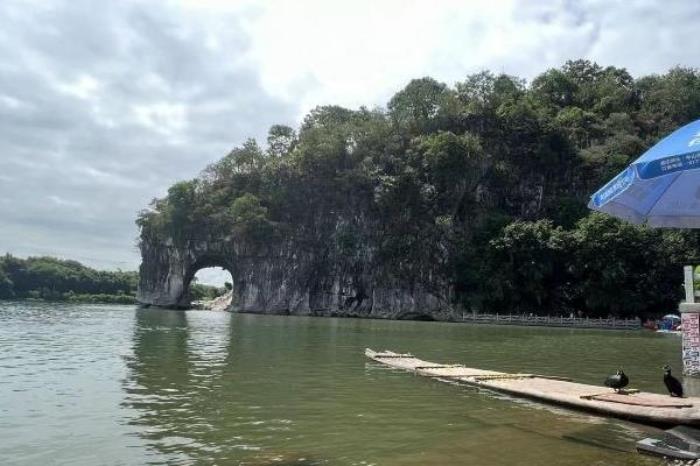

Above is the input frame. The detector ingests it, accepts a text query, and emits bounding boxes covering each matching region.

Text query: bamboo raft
[366,349,700,426]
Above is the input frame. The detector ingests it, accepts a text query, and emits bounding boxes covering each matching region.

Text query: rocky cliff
[137,224,456,320]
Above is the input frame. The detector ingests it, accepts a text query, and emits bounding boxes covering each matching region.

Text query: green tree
[569,214,682,318]
[531,68,577,109]
[229,193,272,242]
[484,220,571,313]
[388,77,455,134]
[636,67,700,136]
[0,267,14,298]
[267,124,296,157]
[0,253,138,302]
[412,131,484,218]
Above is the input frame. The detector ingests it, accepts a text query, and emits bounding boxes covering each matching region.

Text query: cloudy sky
[1,0,699,280]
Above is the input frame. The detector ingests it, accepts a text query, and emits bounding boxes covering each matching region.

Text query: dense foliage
[190,282,228,301]
[0,254,139,302]
[138,60,700,318]
[0,254,227,304]
[483,215,697,317]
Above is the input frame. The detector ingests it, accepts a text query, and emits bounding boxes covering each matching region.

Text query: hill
[136,60,700,319]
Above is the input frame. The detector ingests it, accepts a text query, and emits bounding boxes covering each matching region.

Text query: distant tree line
[0,254,226,304]
[0,254,139,303]
[137,60,700,318]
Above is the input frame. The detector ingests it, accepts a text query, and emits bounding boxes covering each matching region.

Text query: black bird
[663,365,684,397]
[604,369,629,392]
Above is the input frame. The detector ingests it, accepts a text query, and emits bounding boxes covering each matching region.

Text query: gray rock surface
[137,232,457,320]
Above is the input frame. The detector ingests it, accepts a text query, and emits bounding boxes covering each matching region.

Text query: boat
[657,314,682,334]
[365,348,700,427]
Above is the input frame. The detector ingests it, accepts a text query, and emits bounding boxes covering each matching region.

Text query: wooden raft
[366,348,700,426]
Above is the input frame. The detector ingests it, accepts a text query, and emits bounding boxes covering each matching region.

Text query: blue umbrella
[589,118,700,227]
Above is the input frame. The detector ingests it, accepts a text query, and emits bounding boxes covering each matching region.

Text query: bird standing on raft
[663,365,684,397]
[604,369,629,392]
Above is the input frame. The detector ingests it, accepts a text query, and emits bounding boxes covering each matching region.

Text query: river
[0,302,682,465]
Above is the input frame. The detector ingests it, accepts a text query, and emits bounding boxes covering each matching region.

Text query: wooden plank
[416,367,503,378]
[365,348,700,427]
[371,353,414,358]
[413,365,463,370]
[472,374,537,380]
[583,393,693,408]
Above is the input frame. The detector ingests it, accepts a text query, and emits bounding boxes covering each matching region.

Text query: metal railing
[460,312,641,329]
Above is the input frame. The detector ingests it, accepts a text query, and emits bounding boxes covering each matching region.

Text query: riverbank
[1,293,136,305]
[191,290,233,311]
[223,307,643,330]
[151,303,644,329]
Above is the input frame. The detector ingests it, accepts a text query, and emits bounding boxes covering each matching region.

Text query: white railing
[460,312,641,329]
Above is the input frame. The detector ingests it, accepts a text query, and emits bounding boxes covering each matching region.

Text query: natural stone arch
[136,235,457,319]
[137,240,234,309]
[182,260,234,309]
[137,238,294,312]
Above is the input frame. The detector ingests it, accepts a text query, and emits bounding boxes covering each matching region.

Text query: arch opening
[185,265,234,311]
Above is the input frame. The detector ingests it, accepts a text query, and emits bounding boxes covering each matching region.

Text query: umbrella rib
[640,171,683,221]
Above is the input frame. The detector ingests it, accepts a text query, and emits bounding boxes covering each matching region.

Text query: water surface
[0,302,682,465]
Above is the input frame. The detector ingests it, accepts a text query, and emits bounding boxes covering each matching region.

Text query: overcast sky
[1,0,699,283]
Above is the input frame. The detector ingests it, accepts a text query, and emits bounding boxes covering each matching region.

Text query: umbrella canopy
[589,118,700,228]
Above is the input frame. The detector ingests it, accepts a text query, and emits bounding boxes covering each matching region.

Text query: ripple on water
[0,304,671,466]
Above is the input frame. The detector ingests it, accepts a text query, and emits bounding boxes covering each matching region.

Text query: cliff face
[135,157,551,321]
[137,231,456,320]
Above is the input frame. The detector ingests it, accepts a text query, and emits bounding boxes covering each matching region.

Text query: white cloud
[56,74,101,99]
[0,0,296,270]
[0,94,24,109]
[194,266,231,287]
[239,0,700,116]
[243,0,454,112]
[48,195,82,208]
[132,102,188,137]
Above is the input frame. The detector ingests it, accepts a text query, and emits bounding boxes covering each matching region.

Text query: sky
[1,0,699,284]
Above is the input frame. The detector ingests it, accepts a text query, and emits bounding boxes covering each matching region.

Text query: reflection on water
[1,303,679,465]
[123,310,196,464]
[123,309,337,465]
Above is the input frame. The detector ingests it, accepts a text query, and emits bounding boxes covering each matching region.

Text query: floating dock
[366,349,700,427]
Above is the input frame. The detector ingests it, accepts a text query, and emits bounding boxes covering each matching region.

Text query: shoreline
[136,303,646,331]
[3,298,645,331]
[1,295,136,305]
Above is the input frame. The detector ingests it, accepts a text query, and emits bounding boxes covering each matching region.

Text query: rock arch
[137,237,300,312]
[137,235,457,319]
[184,262,234,307]
[137,240,233,309]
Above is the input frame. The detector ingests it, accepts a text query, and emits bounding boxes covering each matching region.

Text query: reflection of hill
[122,310,332,464]
[122,310,322,464]
[122,309,196,462]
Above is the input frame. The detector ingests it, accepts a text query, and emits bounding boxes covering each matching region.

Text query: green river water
[0,302,686,465]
